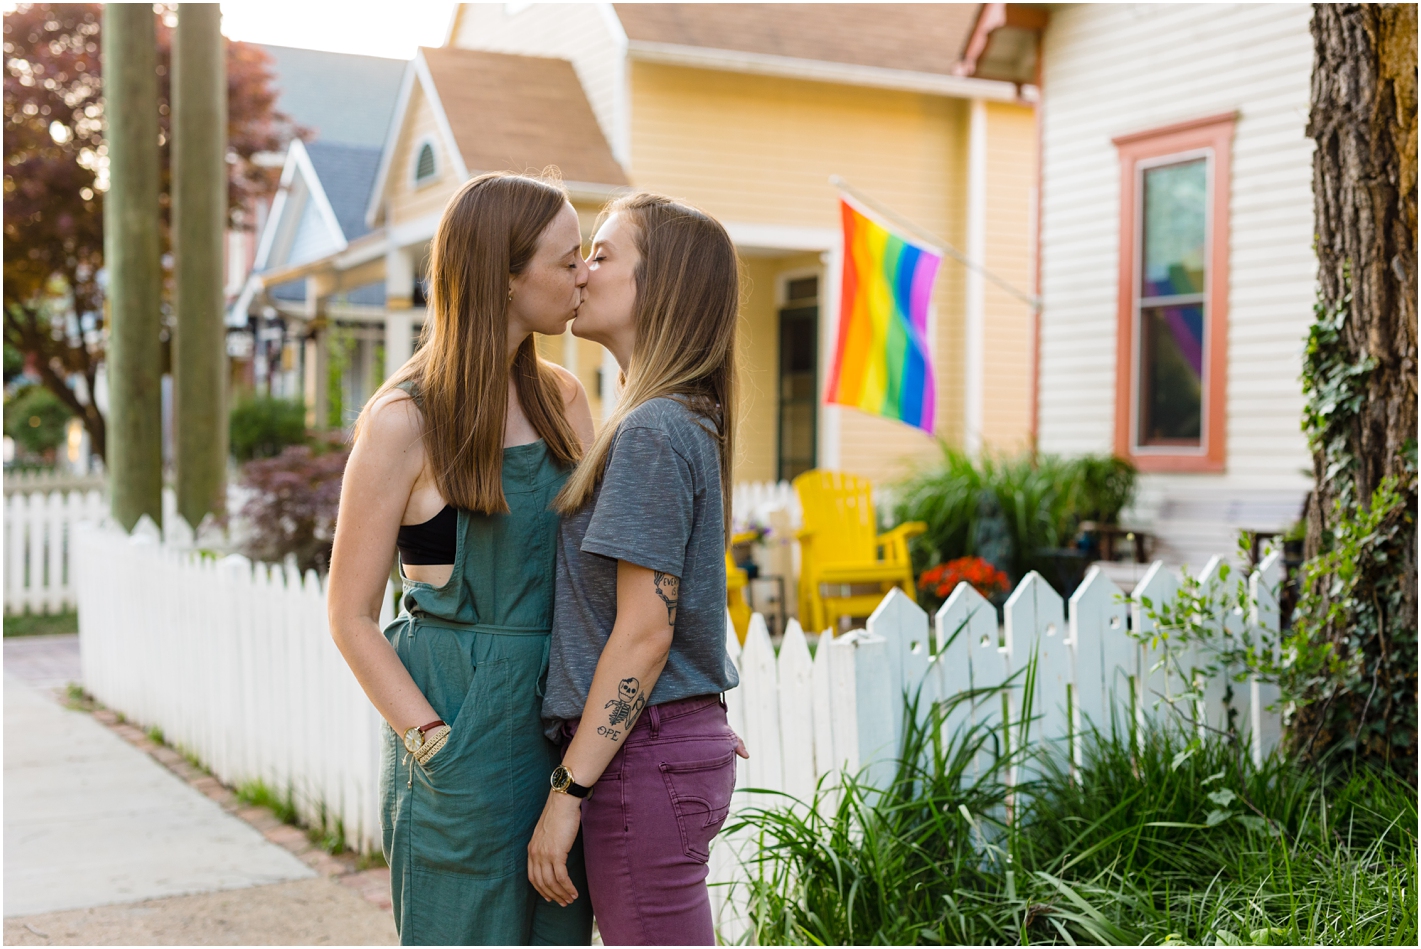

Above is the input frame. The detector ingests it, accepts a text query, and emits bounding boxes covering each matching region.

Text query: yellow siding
[386,82,460,226]
[630,62,974,485]
[981,101,1037,454]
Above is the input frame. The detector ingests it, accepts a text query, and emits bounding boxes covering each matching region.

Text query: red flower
[918,556,1010,600]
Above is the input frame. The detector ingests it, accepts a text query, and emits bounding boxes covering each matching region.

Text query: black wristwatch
[550,764,594,799]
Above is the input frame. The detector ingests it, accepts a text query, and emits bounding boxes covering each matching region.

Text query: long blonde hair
[554,193,739,539]
[357,172,582,513]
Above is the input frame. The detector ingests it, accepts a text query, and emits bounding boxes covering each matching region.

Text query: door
[777,275,819,482]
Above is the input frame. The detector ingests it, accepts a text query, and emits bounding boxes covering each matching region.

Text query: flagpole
[829,174,1042,311]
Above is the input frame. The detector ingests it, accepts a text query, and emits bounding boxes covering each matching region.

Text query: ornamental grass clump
[729,684,1418,945]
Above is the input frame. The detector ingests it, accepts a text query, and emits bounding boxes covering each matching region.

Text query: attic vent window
[414,142,437,185]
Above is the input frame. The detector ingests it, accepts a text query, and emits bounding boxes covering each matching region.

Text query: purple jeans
[564,695,737,946]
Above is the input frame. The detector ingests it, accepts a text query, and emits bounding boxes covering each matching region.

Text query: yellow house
[258,3,1040,488]
[450,2,1039,485]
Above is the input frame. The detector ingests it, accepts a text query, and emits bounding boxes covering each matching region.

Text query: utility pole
[172,3,228,528]
[102,4,163,531]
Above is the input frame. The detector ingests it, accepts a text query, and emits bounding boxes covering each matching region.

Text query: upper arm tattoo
[653,571,680,627]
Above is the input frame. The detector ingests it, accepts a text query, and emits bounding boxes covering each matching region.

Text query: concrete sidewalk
[2,635,396,944]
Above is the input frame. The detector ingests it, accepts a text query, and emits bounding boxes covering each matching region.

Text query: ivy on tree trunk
[1295,3,1417,775]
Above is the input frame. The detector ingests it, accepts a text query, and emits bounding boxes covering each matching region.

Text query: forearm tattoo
[653,571,680,626]
[598,676,647,741]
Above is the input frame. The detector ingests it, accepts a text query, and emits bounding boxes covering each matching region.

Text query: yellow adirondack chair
[793,470,926,635]
[726,530,757,643]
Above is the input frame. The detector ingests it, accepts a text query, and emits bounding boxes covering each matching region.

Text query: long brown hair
[555,193,739,539]
[357,172,582,513]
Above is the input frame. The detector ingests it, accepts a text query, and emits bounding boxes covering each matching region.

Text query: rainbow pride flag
[826,196,941,433]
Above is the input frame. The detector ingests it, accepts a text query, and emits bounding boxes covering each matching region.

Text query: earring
[507,289,514,301]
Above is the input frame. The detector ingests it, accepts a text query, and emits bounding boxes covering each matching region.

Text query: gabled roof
[258,44,406,148]
[611,3,981,77]
[304,141,383,242]
[367,47,628,227]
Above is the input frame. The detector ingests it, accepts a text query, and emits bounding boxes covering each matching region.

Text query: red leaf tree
[2,3,296,460]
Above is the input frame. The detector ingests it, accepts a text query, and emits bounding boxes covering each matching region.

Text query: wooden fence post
[776,619,817,804]
[1248,551,1285,765]
[1131,561,1180,740]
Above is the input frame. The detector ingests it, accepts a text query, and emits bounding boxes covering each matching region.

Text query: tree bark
[172,3,228,528]
[1301,3,1417,770]
[103,4,164,531]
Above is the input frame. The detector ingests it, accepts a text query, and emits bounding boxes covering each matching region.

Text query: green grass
[3,609,78,637]
[729,689,1417,945]
[236,778,300,826]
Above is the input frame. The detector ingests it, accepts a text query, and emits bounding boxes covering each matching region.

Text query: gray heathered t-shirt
[542,397,739,738]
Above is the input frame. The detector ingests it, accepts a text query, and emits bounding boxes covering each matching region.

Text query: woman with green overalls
[328,173,596,945]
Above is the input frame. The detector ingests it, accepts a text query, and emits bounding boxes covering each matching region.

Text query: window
[1113,114,1234,472]
[413,140,437,186]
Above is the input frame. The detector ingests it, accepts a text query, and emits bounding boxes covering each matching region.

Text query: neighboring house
[226,46,405,423]
[960,3,1317,565]
[281,2,1042,488]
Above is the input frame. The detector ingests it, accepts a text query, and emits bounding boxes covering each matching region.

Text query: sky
[219,1,460,59]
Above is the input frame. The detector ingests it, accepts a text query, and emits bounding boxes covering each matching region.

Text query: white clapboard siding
[1037,4,1316,564]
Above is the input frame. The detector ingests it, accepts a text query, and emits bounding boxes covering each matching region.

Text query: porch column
[384,245,416,378]
[964,98,988,455]
[303,277,328,429]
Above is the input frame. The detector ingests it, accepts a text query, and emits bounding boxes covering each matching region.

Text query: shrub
[238,445,347,574]
[893,446,1135,590]
[4,384,73,458]
[229,395,308,462]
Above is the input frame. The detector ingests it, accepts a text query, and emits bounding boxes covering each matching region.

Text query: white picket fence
[705,551,1285,938]
[5,485,107,614]
[75,516,393,852]
[73,514,1283,931]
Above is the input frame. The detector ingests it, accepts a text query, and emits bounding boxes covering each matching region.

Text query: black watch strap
[564,778,593,799]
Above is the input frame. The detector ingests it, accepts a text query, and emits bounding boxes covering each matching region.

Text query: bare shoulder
[355,389,426,459]
[544,361,584,406]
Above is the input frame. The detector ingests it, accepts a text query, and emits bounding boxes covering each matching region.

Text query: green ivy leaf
[1206,789,1236,807]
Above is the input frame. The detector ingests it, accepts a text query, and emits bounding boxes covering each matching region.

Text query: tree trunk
[1299,3,1417,771]
[103,4,164,531]
[172,3,228,529]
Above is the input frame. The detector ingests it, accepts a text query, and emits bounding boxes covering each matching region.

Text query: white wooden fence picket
[4,487,107,614]
[71,516,1284,936]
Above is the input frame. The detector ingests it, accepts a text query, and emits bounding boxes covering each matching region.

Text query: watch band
[417,719,446,735]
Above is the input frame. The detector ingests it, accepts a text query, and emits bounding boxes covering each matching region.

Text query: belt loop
[647,703,661,739]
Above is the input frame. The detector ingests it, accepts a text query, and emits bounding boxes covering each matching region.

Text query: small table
[744,574,787,638]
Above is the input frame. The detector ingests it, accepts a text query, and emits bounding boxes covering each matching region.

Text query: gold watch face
[403,726,425,754]
[550,765,572,792]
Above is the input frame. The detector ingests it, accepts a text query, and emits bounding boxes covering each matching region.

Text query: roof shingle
[419,47,628,188]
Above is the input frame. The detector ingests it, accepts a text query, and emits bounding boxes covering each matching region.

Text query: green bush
[229,396,307,462]
[893,446,1136,589]
[3,384,73,457]
[732,690,1418,946]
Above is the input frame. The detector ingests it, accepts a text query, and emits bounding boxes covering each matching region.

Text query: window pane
[1139,303,1203,445]
[1141,158,1206,298]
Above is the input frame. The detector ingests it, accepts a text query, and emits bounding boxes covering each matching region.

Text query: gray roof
[258,44,405,148]
[305,141,383,241]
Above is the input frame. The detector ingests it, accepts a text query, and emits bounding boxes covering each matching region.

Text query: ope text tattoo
[653,571,680,626]
[602,676,647,741]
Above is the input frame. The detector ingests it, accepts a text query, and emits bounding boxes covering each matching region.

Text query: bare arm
[550,362,595,449]
[326,393,439,736]
[527,560,675,904]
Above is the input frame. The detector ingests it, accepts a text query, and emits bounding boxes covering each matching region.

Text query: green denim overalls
[379,439,592,946]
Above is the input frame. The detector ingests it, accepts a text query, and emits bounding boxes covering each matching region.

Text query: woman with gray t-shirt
[527,193,746,946]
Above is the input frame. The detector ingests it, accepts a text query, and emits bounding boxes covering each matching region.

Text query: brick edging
[87,706,393,913]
